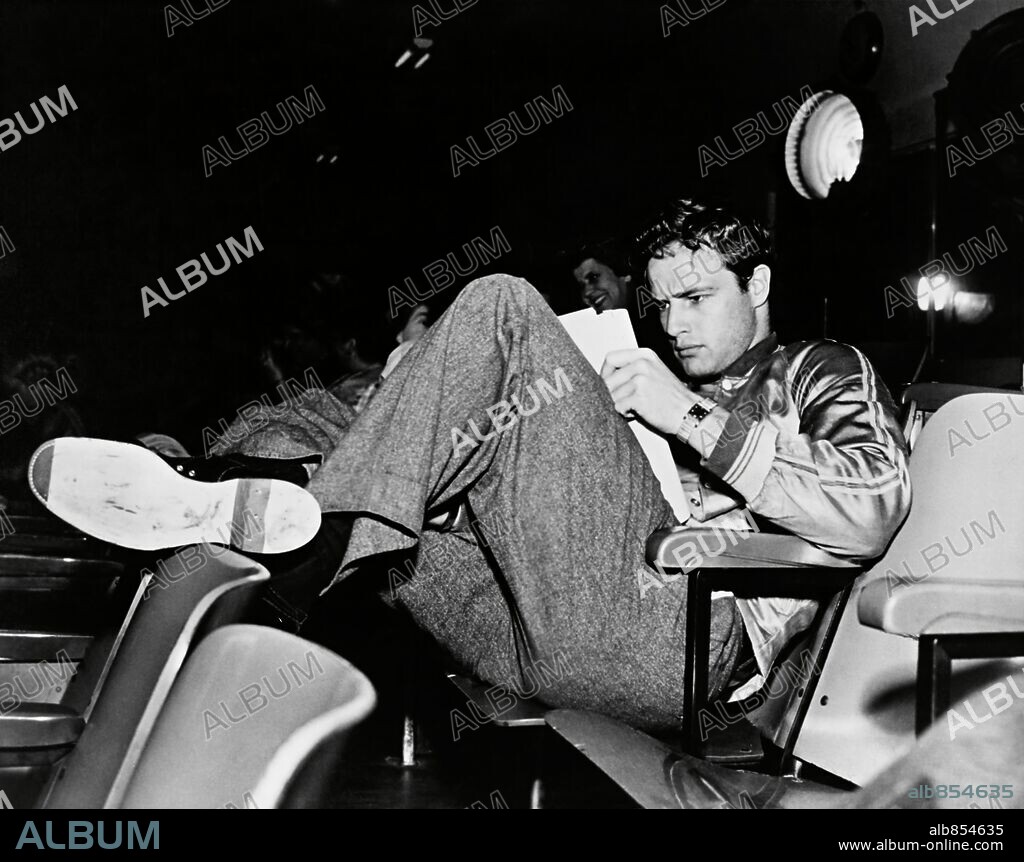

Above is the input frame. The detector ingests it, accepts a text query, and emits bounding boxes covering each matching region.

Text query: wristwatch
[675,397,716,442]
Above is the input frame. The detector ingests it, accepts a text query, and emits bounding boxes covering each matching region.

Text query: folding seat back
[40,547,269,809]
[119,624,376,809]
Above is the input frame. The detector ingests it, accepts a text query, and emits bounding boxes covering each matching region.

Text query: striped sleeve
[690,342,912,560]
[698,405,780,502]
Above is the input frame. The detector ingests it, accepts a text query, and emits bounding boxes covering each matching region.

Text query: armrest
[647,528,858,571]
[648,528,862,756]
[859,578,1024,636]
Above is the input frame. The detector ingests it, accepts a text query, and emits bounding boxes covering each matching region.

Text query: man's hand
[600,348,698,436]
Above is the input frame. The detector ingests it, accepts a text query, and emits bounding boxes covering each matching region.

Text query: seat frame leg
[915,633,1024,735]
[682,572,713,753]
[916,635,951,735]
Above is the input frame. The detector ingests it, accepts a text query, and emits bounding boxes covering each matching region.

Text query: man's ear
[747,264,771,310]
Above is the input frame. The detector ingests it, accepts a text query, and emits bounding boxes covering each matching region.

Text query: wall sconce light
[785,91,865,200]
[916,273,952,311]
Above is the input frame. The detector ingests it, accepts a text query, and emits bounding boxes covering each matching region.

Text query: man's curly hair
[634,196,774,290]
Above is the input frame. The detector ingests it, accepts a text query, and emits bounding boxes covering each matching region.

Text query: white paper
[558,308,690,523]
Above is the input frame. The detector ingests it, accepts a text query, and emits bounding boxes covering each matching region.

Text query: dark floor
[298,576,637,809]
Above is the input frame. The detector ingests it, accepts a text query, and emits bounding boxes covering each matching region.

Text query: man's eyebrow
[668,283,714,299]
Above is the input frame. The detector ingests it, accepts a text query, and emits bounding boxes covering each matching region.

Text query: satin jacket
[675,333,912,678]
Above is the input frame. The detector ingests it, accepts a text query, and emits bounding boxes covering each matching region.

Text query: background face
[574,257,630,311]
[397,304,431,345]
[0,0,1021,452]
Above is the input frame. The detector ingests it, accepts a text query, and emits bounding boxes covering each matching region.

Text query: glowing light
[952,292,994,324]
[785,91,865,200]
[397,39,432,70]
[916,274,952,311]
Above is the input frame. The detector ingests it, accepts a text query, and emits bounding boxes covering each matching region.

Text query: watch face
[690,403,711,421]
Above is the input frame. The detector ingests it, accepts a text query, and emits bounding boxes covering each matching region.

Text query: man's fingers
[600,348,645,380]
[602,364,646,394]
[608,379,639,415]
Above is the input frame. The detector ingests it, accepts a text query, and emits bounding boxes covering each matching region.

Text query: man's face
[574,257,631,312]
[647,243,759,380]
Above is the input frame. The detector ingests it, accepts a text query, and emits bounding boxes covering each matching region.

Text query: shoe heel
[230,478,272,553]
[229,477,322,554]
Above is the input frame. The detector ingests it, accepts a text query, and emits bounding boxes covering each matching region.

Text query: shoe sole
[28,438,322,554]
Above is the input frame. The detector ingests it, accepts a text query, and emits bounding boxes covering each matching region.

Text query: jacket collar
[719,332,779,379]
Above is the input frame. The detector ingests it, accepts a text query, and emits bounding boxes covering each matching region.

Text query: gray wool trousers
[232,275,745,730]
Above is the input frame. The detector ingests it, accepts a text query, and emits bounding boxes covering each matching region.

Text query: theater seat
[857,392,1024,734]
[40,548,270,809]
[119,624,376,809]
[643,528,858,765]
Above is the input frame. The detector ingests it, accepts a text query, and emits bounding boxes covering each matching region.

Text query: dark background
[0,0,1021,451]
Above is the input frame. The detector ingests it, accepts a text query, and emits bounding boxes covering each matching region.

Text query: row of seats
[0,522,375,809]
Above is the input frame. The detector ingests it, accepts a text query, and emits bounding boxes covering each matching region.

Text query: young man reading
[30,196,911,731]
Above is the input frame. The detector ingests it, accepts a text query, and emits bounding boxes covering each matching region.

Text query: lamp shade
[785,91,865,200]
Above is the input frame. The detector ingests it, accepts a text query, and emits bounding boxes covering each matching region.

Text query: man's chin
[676,356,718,381]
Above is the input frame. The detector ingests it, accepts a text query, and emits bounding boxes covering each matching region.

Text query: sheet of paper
[558,307,690,523]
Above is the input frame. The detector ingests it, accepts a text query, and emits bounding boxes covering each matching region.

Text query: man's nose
[664,302,691,337]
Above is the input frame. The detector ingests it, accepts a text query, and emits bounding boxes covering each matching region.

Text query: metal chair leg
[916,635,951,735]
[682,571,713,752]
